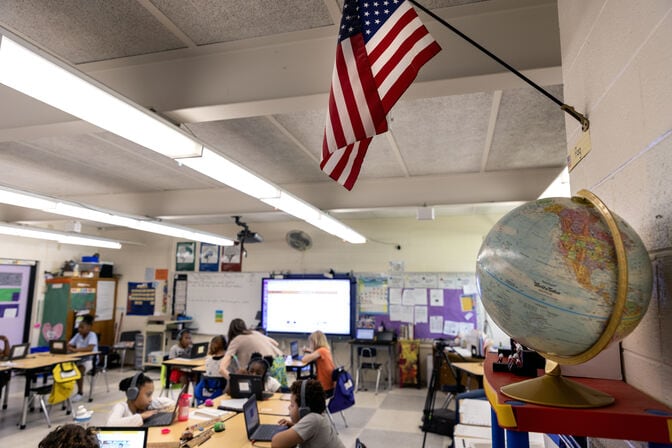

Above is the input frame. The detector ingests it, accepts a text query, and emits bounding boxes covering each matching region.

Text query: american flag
[320,0,441,190]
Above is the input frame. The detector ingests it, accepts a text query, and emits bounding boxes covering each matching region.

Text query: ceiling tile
[0,0,186,64]
[487,85,567,171]
[150,0,333,45]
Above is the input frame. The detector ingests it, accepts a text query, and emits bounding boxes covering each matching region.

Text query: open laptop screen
[355,328,375,341]
[96,426,148,448]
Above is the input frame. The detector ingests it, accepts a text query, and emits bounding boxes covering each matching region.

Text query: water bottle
[178,393,190,422]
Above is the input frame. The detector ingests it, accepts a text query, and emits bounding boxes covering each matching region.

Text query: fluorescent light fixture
[0,31,366,245]
[539,167,571,199]
[0,222,122,249]
[0,185,235,246]
[177,148,280,199]
[0,35,202,159]
[261,191,321,223]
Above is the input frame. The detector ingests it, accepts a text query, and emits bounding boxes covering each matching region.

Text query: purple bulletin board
[360,288,477,339]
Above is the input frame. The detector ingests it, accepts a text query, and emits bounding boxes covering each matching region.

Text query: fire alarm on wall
[416,206,435,221]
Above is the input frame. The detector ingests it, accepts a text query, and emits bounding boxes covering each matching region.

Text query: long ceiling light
[0,32,366,244]
[0,185,234,246]
[0,222,122,249]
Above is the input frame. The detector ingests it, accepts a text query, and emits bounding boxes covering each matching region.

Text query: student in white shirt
[107,372,175,427]
[247,354,281,393]
[67,314,98,402]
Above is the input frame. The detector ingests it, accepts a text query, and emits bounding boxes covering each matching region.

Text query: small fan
[286,230,312,251]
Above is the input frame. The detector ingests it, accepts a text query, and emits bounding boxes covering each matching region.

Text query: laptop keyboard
[253,425,285,440]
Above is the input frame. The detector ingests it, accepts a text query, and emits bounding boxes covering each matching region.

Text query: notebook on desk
[142,383,187,427]
[243,395,287,442]
[96,427,148,448]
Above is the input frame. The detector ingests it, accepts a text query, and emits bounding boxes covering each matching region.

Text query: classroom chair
[355,347,387,395]
[87,345,111,401]
[26,362,77,428]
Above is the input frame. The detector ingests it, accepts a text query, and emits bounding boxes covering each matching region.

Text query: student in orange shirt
[300,331,336,394]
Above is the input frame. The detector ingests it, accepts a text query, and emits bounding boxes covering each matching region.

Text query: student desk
[9,352,84,429]
[285,358,314,380]
[452,361,484,390]
[162,357,206,395]
[483,352,672,447]
[212,392,290,416]
[147,396,288,448]
[348,339,396,391]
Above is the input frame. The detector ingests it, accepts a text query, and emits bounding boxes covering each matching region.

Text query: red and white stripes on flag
[321,0,441,190]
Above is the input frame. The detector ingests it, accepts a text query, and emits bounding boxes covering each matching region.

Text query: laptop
[49,339,68,354]
[377,331,395,343]
[355,328,375,342]
[188,342,209,359]
[242,395,287,442]
[142,383,188,427]
[289,340,303,361]
[96,426,148,448]
[9,343,30,360]
[229,373,273,401]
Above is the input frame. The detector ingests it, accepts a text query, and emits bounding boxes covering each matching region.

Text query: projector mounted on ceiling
[234,216,263,244]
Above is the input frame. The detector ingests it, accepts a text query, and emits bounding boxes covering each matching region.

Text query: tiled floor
[0,367,453,447]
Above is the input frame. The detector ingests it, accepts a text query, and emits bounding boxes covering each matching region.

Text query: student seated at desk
[301,330,336,394]
[219,318,282,379]
[107,373,175,426]
[272,379,345,448]
[68,314,98,402]
[248,352,281,393]
[0,335,10,389]
[168,329,194,386]
[194,335,227,405]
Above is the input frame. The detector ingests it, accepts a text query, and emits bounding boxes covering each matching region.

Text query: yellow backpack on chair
[49,361,81,404]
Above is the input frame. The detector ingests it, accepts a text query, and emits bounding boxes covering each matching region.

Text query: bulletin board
[356,272,479,340]
[186,272,269,335]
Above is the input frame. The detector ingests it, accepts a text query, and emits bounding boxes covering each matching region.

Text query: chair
[326,366,354,431]
[27,362,76,428]
[112,330,140,371]
[87,345,110,402]
[160,355,187,398]
[355,347,387,395]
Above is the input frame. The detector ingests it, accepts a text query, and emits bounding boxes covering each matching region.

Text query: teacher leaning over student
[219,318,282,378]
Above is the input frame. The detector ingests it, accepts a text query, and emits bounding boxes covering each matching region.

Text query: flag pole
[408,0,589,131]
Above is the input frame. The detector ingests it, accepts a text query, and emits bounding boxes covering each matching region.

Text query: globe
[476,190,652,366]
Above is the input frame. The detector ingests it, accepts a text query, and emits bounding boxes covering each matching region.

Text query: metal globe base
[500,364,614,408]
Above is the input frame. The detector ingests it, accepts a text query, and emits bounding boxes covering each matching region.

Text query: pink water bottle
[178,393,190,422]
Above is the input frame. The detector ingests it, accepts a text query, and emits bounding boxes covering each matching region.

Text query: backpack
[49,362,81,404]
[269,355,288,389]
[193,376,226,405]
[328,367,355,413]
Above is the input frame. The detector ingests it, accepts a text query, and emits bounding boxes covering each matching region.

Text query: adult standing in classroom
[219,318,282,379]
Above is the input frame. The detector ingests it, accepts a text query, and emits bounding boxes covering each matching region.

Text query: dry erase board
[186,272,269,336]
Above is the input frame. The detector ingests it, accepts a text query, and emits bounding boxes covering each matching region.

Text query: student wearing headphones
[106,372,175,426]
[271,379,344,448]
[247,353,281,393]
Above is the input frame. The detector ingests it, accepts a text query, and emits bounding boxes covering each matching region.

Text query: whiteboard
[186,272,269,336]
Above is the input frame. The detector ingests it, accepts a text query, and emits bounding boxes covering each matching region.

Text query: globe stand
[500,363,614,408]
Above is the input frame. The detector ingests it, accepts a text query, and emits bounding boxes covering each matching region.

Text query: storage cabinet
[141,317,192,369]
[40,277,118,346]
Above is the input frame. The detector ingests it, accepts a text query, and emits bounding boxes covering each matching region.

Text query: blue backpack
[328,367,355,413]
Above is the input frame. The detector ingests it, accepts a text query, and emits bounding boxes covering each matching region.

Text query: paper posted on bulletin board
[357,277,388,314]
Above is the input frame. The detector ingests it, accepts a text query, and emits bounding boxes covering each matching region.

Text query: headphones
[298,380,311,419]
[176,329,190,341]
[126,372,142,401]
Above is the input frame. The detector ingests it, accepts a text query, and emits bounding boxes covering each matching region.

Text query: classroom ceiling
[0,0,567,241]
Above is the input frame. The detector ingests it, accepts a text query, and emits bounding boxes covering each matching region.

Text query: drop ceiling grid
[0,0,186,64]
[389,92,493,176]
[188,116,327,184]
[486,84,567,171]
[150,0,334,45]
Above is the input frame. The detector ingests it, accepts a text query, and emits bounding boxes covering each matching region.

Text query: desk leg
[387,345,393,391]
[506,430,529,448]
[2,377,9,409]
[491,408,505,448]
[162,365,172,397]
[119,348,127,372]
[350,345,355,374]
[19,372,32,430]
